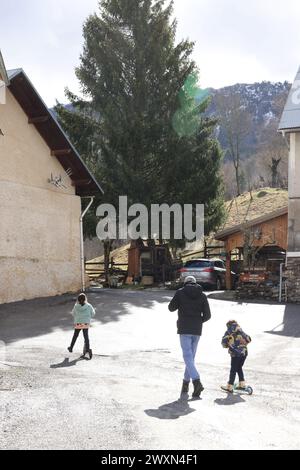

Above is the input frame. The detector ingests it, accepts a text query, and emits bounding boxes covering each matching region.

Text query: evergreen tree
[56,0,224,247]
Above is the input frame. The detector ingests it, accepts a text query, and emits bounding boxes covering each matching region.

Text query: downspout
[284,249,288,303]
[80,196,95,292]
[279,262,284,303]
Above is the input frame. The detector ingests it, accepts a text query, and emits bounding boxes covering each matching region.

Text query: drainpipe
[279,262,284,303]
[284,249,288,303]
[80,196,95,292]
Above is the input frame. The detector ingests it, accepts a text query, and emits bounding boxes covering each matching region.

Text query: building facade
[0,53,102,304]
[279,66,300,302]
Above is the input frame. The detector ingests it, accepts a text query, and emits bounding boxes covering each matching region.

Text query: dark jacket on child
[222,321,251,357]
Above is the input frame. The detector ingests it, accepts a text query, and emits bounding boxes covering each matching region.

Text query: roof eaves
[278,66,300,132]
[7,68,23,81]
[215,206,288,240]
[49,106,104,195]
[7,69,104,196]
[0,51,10,85]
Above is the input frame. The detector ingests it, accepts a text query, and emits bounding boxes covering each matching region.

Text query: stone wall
[236,282,280,301]
[285,257,300,303]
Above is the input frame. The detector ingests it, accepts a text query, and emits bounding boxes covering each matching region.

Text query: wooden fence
[85,261,128,280]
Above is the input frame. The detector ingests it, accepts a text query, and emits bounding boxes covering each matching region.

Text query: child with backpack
[221,320,251,393]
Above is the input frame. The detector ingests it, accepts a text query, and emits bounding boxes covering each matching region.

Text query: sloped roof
[0,50,9,85]
[278,66,300,132]
[6,68,103,196]
[7,69,22,80]
[215,188,288,239]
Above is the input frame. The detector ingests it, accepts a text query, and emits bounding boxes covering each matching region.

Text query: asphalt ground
[0,289,300,450]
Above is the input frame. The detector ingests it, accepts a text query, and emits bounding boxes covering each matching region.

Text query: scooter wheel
[246,386,253,395]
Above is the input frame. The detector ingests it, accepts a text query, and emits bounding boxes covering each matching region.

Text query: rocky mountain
[53,80,291,197]
[53,81,291,157]
[210,81,290,123]
[206,81,291,159]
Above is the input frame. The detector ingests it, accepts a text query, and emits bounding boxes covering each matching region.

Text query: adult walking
[168,276,211,398]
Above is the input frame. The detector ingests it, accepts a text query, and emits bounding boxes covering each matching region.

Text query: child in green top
[68,293,96,359]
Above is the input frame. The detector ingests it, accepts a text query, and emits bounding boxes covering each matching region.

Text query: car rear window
[184,260,212,268]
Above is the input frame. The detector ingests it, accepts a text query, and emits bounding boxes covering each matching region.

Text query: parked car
[177,258,238,290]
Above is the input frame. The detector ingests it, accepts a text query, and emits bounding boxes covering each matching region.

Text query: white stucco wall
[288,133,300,254]
[0,89,82,304]
[288,133,300,198]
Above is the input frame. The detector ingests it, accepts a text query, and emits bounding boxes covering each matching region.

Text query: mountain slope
[207,81,290,158]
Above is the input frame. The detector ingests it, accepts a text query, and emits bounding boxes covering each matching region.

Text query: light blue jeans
[180,335,200,382]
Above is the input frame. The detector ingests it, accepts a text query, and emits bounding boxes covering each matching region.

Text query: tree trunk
[270,158,281,188]
[235,163,241,196]
[234,136,241,196]
[103,240,113,285]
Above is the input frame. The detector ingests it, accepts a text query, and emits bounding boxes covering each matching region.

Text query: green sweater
[72,302,96,325]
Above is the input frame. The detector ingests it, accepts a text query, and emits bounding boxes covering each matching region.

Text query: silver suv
[178,258,237,290]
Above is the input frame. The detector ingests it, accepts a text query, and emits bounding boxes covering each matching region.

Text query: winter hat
[184,276,197,285]
[226,320,239,330]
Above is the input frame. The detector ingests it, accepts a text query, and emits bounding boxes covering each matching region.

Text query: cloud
[0,0,99,104]
[0,0,299,105]
[173,0,300,87]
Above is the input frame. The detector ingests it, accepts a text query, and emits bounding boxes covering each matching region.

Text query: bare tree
[256,121,288,188]
[269,157,281,187]
[215,91,252,196]
[222,161,237,199]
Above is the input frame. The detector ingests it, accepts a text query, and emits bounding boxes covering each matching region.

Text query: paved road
[0,289,300,450]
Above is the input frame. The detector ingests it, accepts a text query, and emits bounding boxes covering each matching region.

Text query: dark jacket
[168,283,211,335]
[222,321,251,357]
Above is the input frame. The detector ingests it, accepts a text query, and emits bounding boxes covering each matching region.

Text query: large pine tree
[56,0,224,242]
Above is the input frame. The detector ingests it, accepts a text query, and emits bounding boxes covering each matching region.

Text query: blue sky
[1,0,299,106]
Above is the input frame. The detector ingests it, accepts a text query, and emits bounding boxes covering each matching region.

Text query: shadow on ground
[0,290,173,345]
[207,290,287,306]
[265,304,300,338]
[214,394,246,406]
[145,397,196,420]
[50,357,87,369]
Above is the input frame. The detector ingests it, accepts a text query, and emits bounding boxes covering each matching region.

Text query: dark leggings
[70,329,90,351]
[229,354,247,385]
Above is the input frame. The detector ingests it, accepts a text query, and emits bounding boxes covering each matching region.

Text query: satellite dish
[47,168,73,190]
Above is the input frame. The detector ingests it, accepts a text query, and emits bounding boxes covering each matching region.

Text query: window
[184,260,212,269]
[214,261,225,269]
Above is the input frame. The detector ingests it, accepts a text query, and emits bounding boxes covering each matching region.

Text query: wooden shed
[215,189,288,289]
[127,239,173,285]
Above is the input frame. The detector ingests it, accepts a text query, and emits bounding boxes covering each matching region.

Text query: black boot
[67,347,73,353]
[80,345,87,359]
[192,379,204,398]
[181,380,189,394]
[88,349,93,360]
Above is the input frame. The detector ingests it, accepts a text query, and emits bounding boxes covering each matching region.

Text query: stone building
[279,66,300,302]
[0,52,102,304]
